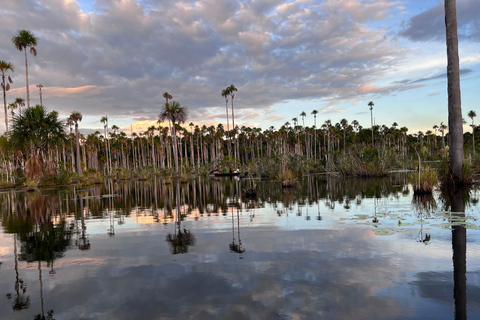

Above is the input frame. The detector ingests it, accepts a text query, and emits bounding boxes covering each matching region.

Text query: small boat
[214,172,240,177]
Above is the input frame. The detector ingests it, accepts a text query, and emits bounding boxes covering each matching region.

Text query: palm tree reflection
[166,182,195,254]
[8,236,30,311]
[412,194,436,244]
[21,191,72,319]
[229,183,244,254]
[440,188,468,320]
[450,189,467,320]
[75,193,90,250]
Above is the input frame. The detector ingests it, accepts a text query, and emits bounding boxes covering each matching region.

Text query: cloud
[398,0,480,42]
[394,68,473,85]
[0,0,443,132]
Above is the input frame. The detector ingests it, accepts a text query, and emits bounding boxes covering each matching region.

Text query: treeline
[0,101,478,187]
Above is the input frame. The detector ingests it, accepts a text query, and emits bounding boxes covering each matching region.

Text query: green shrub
[438,154,473,188]
[409,166,437,194]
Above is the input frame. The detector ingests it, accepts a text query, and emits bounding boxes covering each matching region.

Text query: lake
[0,174,479,319]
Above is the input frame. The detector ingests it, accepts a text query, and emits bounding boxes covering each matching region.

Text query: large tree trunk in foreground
[444,0,463,180]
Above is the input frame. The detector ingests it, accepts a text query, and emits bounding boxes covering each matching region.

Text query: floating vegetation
[398,222,414,227]
[414,220,430,225]
[352,214,371,220]
[387,214,407,221]
[373,228,407,236]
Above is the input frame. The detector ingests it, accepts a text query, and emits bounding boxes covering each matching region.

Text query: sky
[0,0,479,136]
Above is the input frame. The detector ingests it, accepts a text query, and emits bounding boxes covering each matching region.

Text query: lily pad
[373,228,407,236]
[414,220,430,225]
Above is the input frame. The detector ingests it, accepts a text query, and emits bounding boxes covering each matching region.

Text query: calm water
[0,175,480,320]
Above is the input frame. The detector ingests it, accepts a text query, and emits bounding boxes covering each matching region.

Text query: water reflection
[166,182,196,254]
[412,194,435,244]
[449,189,467,320]
[75,192,90,251]
[0,175,479,319]
[1,191,67,319]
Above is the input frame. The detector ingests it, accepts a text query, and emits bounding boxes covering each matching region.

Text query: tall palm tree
[444,0,463,181]
[221,88,231,158]
[189,122,195,169]
[147,125,156,170]
[368,101,374,147]
[15,98,25,115]
[340,118,348,150]
[69,111,83,177]
[0,61,14,133]
[300,111,307,156]
[468,110,476,155]
[227,84,238,161]
[159,101,189,174]
[439,122,447,151]
[11,30,38,109]
[100,115,112,173]
[36,84,43,107]
[163,92,173,106]
[227,84,238,131]
[7,102,16,118]
[432,124,439,148]
[311,110,318,159]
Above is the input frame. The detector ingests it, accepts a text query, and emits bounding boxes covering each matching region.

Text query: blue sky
[0,0,479,135]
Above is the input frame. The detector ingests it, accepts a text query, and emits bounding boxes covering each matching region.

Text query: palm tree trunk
[2,76,8,133]
[172,127,179,173]
[190,135,195,169]
[24,48,31,109]
[151,135,156,171]
[75,124,82,177]
[445,0,463,179]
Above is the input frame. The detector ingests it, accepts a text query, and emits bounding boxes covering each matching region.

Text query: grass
[409,166,437,194]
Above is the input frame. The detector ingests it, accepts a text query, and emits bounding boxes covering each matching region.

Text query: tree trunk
[75,124,82,177]
[24,48,31,109]
[444,0,463,180]
[2,75,8,133]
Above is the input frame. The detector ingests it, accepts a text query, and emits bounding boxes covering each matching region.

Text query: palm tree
[300,111,307,156]
[100,116,111,173]
[311,110,318,159]
[7,102,16,118]
[221,88,231,158]
[189,122,195,170]
[439,122,447,151]
[15,98,25,115]
[0,61,14,133]
[368,101,374,147]
[163,92,173,106]
[444,0,463,181]
[432,124,439,148]
[10,105,66,181]
[145,125,155,169]
[69,111,83,177]
[11,30,38,109]
[227,84,238,130]
[340,118,348,150]
[468,110,476,155]
[159,101,189,174]
[36,84,43,107]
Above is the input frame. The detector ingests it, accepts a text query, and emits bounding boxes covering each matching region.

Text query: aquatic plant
[331,147,394,177]
[438,154,473,188]
[409,167,437,194]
